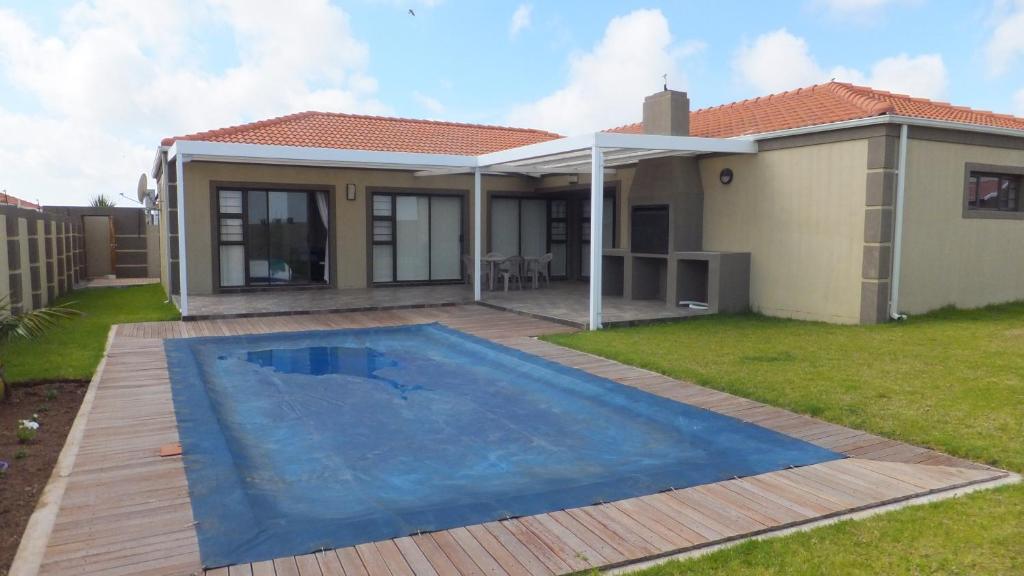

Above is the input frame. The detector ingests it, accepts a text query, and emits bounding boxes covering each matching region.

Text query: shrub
[16,418,39,444]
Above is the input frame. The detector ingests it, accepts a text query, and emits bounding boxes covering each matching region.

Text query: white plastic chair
[526,253,553,288]
[498,255,525,292]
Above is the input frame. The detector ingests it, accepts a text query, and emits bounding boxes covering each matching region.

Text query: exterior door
[83,215,114,278]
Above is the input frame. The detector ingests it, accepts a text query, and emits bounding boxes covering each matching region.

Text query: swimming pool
[165,323,840,568]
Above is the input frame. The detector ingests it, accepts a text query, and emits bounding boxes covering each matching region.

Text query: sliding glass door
[217,188,329,288]
[372,192,463,284]
[489,194,615,280]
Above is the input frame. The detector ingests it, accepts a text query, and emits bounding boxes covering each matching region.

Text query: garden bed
[0,382,87,576]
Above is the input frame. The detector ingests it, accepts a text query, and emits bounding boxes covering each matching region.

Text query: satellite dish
[144,195,155,211]
[137,173,148,204]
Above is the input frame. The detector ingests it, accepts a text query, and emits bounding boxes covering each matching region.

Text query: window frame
[211,183,334,291]
[963,163,1024,221]
[368,189,467,286]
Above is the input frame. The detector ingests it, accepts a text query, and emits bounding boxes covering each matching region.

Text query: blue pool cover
[165,323,840,568]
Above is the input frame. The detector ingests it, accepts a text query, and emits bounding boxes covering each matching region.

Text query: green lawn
[0,284,178,385]
[545,303,1024,575]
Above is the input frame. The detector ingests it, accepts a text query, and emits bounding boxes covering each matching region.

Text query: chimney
[642,90,690,136]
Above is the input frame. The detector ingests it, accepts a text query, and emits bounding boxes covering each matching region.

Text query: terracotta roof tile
[163,82,1024,154]
[608,81,1024,138]
[0,192,40,211]
[161,111,562,155]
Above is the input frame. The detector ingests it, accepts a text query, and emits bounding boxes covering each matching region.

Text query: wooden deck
[24,305,1010,576]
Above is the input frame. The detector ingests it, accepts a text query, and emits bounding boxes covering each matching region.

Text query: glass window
[967,172,1021,212]
[219,218,243,242]
[373,194,392,217]
[218,190,242,214]
[373,220,393,243]
[395,196,430,281]
[372,193,464,284]
[217,188,328,288]
[490,198,520,256]
[219,245,245,286]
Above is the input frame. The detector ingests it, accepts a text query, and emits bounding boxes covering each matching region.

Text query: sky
[0,0,1022,206]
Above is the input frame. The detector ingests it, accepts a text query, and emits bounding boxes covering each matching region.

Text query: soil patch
[0,382,87,576]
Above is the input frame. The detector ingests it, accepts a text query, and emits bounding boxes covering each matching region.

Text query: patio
[179,282,705,327]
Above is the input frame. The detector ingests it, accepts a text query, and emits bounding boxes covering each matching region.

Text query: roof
[162,82,1024,155]
[0,192,40,211]
[161,111,562,155]
[607,81,1024,138]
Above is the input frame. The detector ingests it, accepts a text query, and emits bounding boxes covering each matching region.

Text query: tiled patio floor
[482,281,705,327]
[180,284,474,319]
[181,282,701,327]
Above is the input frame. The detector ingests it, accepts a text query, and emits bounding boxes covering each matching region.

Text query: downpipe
[889,124,908,321]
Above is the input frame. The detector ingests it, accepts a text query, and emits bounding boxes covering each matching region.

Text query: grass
[545,303,1024,575]
[0,284,178,384]
[627,484,1023,576]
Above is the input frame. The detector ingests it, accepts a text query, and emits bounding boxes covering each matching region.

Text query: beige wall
[0,207,77,312]
[700,140,869,323]
[899,139,1024,313]
[158,156,172,296]
[0,217,8,302]
[181,162,536,295]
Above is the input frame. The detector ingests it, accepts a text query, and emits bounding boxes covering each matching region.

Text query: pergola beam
[588,146,604,331]
[595,131,758,154]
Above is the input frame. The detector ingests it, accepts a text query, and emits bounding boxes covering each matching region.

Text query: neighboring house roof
[0,192,40,211]
[161,112,562,155]
[607,81,1024,138]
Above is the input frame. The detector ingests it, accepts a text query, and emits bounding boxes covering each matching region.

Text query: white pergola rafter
[165,133,757,327]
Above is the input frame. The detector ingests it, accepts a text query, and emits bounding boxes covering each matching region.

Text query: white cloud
[509,4,532,38]
[507,9,696,135]
[0,0,387,206]
[819,0,900,13]
[733,29,823,94]
[734,29,947,99]
[985,0,1024,76]
[413,91,445,115]
[831,54,947,99]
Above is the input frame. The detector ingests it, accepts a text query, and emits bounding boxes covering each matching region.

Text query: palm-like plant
[89,194,116,207]
[0,295,79,401]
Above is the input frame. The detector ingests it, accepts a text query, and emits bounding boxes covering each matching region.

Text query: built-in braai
[630,205,669,254]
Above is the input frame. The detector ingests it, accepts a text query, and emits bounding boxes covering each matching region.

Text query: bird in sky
[408,9,416,16]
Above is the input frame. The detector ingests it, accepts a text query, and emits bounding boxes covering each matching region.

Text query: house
[1,192,41,212]
[152,82,1024,327]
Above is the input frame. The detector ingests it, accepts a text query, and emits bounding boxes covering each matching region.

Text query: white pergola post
[588,145,604,330]
[473,168,482,301]
[175,156,189,317]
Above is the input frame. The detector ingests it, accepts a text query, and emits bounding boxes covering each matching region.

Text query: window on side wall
[965,169,1021,215]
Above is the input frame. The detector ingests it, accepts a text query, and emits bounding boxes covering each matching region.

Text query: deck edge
[604,471,1021,575]
[8,325,119,576]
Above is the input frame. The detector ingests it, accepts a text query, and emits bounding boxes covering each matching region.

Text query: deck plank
[28,305,1006,576]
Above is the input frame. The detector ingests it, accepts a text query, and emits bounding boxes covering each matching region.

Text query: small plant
[89,193,116,207]
[46,387,58,401]
[1,294,79,401]
[14,449,27,460]
[16,418,39,444]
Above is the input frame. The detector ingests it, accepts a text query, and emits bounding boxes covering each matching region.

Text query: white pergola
[166,132,757,328]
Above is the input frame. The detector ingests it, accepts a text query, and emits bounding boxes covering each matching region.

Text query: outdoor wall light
[719,168,734,185]
[568,175,579,185]
[346,183,357,201]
